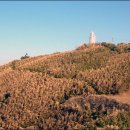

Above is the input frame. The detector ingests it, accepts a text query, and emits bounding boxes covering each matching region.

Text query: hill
[0,43,130,129]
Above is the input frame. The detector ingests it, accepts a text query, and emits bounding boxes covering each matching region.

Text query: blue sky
[0,1,130,65]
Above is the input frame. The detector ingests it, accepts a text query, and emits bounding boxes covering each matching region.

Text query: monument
[89,32,96,44]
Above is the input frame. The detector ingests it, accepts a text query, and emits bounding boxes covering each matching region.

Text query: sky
[0,1,130,65]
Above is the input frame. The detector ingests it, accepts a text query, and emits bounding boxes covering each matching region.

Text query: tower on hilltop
[89,32,96,44]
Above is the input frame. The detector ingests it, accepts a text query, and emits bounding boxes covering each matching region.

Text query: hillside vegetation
[0,43,130,129]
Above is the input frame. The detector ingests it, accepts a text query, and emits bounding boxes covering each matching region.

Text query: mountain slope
[0,43,130,129]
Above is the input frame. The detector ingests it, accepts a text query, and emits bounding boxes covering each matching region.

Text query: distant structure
[112,37,114,43]
[89,32,96,44]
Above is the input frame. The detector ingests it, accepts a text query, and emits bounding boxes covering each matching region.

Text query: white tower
[89,32,96,44]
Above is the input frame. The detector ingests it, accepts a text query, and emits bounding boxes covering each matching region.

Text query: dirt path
[104,90,130,105]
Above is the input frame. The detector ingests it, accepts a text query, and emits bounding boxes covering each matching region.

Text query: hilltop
[0,43,130,129]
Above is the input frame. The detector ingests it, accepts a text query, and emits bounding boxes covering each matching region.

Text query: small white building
[89,32,96,44]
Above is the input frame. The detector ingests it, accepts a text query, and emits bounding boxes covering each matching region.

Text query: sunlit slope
[9,45,115,76]
[0,43,130,95]
[4,43,130,94]
[20,47,113,78]
[0,43,130,129]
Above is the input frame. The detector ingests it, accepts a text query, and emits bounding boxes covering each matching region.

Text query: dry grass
[0,43,130,129]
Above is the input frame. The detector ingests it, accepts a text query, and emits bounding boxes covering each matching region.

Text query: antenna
[112,37,114,43]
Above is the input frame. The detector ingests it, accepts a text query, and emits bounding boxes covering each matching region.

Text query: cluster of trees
[20,53,30,60]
